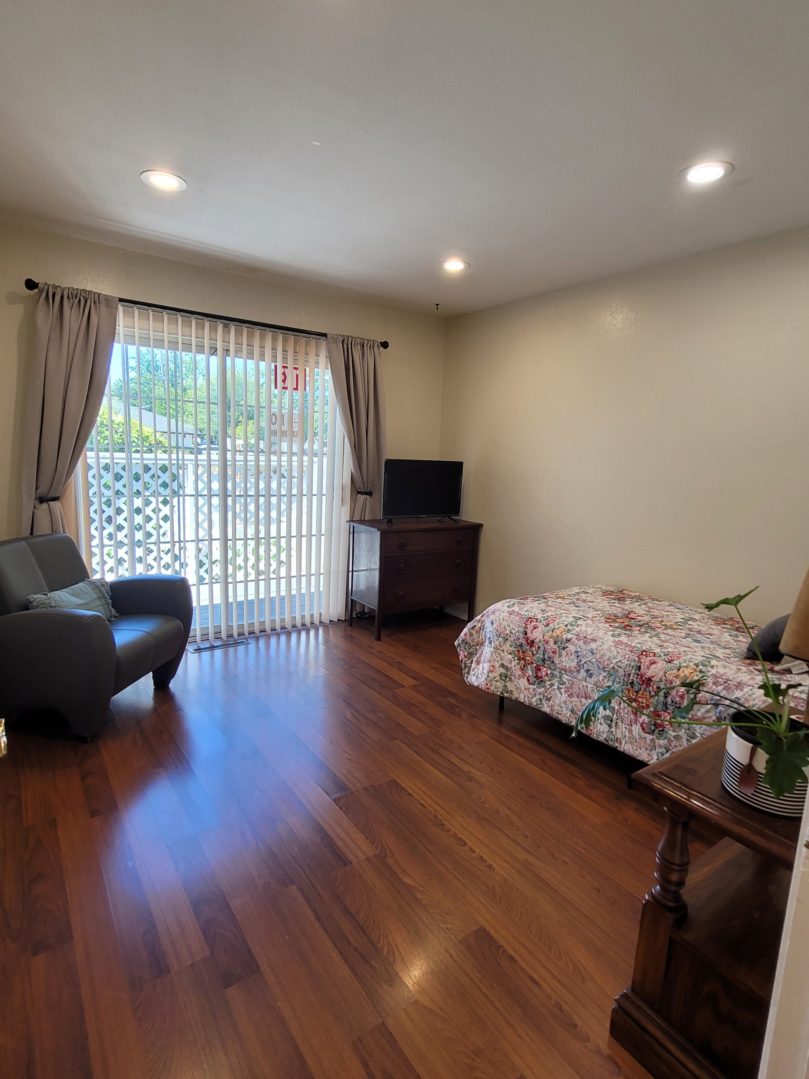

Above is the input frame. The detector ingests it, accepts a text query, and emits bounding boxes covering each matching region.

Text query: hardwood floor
[0,613,673,1078]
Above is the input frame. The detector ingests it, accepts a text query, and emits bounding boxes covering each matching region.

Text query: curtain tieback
[356,489,373,496]
[36,495,61,503]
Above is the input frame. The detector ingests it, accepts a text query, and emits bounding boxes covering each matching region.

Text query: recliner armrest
[110,575,193,634]
[0,608,116,712]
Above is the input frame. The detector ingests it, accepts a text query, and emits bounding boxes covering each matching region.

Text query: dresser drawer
[383,550,474,581]
[381,574,472,611]
[380,528,478,555]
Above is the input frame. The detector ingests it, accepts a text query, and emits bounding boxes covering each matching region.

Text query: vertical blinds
[79,303,351,640]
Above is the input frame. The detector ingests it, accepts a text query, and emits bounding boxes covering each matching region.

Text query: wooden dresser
[347,518,482,640]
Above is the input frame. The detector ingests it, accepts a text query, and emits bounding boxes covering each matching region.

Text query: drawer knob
[395,590,405,600]
[398,540,408,550]
[454,536,463,546]
[398,562,406,572]
[454,558,462,568]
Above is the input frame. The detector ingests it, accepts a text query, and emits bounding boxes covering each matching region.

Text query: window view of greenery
[85,343,333,632]
[87,348,324,451]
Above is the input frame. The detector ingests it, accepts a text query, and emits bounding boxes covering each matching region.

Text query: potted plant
[576,588,809,817]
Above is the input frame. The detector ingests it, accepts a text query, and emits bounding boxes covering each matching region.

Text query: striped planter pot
[721,726,808,818]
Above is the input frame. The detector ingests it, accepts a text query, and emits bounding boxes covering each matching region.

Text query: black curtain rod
[23,279,389,349]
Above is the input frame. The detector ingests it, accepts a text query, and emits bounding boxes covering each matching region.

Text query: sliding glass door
[78,305,351,640]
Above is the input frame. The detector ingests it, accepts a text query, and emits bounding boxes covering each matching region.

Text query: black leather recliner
[0,534,192,738]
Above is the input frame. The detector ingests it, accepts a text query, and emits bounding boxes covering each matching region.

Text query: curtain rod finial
[380,340,389,350]
[24,278,39,292]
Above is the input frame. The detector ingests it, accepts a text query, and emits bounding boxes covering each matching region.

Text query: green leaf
[674,678,704,697]
[575,687,619,736]
[671,694,700,721]
[757,728,781,756]
[702,586,758,612]
[759,681,799,706]
[760,730,809,798]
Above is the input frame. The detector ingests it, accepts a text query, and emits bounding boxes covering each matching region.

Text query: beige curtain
[21,284,118,535]
[327,334,385,520]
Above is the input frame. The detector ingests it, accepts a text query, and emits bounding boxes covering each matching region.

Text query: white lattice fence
[87,454,183,577]
[86,452,297,585]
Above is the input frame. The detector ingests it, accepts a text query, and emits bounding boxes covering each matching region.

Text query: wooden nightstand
[611,732,800,1079]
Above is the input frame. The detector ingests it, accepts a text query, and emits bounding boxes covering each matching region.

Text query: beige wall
[441,227,809,623]
[0,219,445,538]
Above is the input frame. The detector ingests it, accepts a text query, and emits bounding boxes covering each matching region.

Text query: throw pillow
[27,578,118,621]
[746,614,790,662]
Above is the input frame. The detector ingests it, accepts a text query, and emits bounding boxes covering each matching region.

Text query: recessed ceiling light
[140,169,188,193]
[683,161,734,186]
[443,257,468,273]
[311,140,323,147]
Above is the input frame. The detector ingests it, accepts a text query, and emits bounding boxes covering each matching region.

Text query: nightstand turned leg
[618,804,692,1012]
[650,805,691,923]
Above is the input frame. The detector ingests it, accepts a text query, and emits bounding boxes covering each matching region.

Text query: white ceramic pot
[721,725,808,818]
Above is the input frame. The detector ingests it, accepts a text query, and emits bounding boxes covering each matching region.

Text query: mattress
[455,586,807,763]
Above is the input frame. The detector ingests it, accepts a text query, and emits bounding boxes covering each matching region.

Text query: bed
[456,585,807,763]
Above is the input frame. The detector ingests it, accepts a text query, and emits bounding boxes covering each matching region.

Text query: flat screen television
[382,459,463,519]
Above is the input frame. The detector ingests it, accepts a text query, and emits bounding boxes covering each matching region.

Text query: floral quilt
[456,586,808,763]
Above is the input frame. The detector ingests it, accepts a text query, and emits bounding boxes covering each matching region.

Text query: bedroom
[1,1,808,1077]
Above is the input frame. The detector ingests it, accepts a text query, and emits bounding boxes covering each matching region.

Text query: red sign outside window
[274,364,307,392]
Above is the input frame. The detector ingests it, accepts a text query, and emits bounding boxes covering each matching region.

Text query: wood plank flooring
[0,613,676,1078]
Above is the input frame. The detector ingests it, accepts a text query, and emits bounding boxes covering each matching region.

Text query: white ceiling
[1,0,808,314]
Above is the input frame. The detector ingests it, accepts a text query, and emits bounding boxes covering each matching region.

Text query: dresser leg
[347,524,355,626]
[374,608,382,641]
